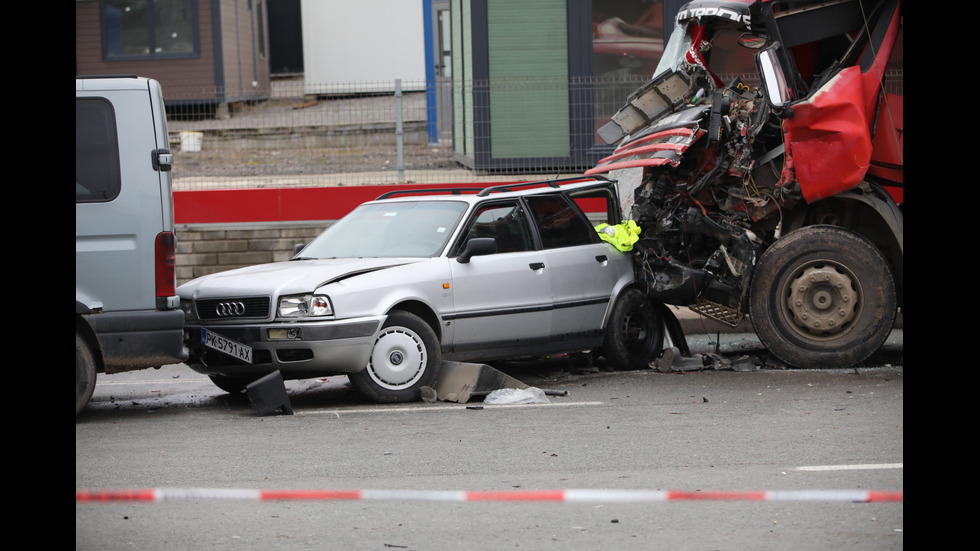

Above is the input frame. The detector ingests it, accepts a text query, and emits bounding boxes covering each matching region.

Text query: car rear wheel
[602,288,664,370]
[76,332,97,416]
[350,311,441,403]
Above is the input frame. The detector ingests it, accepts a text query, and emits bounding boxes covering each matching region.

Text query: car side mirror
[456,237,497,264]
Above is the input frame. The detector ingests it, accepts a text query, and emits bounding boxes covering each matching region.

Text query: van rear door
[75,77,177,313]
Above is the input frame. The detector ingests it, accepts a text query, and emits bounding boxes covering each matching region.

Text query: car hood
[177,257,427,299]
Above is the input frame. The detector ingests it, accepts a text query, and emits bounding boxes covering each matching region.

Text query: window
[103,0,198,59]
[256,1,267,59]
[592,0,666,138]
[568,187,619,226]
[460,202,533,254]
[592,0,665,79]
[76,98,121,203]
[525,195,596,249]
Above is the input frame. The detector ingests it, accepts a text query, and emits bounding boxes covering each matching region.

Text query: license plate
[202,329,253,363]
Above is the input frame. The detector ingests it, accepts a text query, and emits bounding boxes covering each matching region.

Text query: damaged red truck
[588,0,902,368]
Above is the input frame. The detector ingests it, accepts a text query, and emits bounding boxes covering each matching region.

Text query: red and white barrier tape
[76,488,902,503]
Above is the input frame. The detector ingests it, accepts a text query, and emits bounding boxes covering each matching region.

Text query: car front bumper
[183,316,383,377]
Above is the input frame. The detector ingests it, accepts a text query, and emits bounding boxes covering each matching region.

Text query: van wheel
[749,225,897,368]
[602,288,664,370]
[76,332,97,416]
[349,311,441,403]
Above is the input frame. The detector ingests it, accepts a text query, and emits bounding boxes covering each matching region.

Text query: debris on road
[484,387,550,405]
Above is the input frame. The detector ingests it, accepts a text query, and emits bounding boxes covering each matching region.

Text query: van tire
[76,332,97,416]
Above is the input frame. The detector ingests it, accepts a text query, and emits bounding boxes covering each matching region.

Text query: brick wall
[175,222,334,286]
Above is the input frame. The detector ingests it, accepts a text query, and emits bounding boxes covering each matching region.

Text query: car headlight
[278,294,333,317]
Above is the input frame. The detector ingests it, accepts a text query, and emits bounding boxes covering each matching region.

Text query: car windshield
[296,200,468,259]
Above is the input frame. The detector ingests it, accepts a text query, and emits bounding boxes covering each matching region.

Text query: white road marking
[795,463,903,471]
[95,378,207,386]
[303,401,605,415]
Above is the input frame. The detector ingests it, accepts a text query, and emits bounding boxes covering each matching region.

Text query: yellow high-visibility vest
[595,220,641,251]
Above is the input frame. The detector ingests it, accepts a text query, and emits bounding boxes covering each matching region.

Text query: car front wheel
[349,311,442,403]
[602,288,664,370]
[208,374,257,394]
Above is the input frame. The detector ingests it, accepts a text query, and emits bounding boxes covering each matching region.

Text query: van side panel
[76,77,187,379]
[76,83,167,312]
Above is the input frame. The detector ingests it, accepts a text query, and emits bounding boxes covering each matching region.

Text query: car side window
[525,194,597,249]
[459,202,533,254]
[76,97,122,203]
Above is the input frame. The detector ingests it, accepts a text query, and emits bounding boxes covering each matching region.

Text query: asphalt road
[84,60,906,549]
[76,357,903,551]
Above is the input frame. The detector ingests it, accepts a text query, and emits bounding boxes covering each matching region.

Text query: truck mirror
[737,33,766,49]
[757,46,791,108]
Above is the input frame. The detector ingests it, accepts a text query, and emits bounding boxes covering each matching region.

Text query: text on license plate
[202,329,253,363]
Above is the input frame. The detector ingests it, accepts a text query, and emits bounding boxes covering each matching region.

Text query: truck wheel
[749,225,896,368]
[76,332,97,416]
[350,311,441,403]
[602,288,664,370]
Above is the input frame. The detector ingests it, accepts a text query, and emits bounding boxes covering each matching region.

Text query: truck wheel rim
[785,261,859,337]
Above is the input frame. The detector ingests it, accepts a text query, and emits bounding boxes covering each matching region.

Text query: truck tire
[349,311,442,403]
[749,225,896,368]
[602,288,664,370]
[76,332,97,416]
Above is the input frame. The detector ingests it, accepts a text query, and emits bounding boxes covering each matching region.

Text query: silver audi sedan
[178,176,663,403]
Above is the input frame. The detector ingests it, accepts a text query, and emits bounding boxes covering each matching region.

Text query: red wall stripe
[175,184,493,224]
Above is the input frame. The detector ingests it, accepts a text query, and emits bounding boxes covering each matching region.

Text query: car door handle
[529,262,545,270]
[595,255,608,263]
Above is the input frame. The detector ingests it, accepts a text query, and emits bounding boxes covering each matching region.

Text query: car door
[447,200,553,356]
[524,191,630,341]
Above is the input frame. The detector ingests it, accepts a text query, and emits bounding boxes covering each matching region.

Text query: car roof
[370,175,617,205]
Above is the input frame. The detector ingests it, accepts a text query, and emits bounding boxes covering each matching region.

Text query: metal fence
[166,71,903,191]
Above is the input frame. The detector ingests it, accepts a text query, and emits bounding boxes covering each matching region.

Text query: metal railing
[166,71,903,191]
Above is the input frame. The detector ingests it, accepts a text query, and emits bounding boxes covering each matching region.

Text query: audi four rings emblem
[215,301,246,316]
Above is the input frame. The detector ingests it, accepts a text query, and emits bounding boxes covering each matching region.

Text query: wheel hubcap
[786,263,858,335]
[368,327,425,388]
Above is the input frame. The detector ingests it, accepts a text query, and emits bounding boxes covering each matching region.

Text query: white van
[76,76,188,415]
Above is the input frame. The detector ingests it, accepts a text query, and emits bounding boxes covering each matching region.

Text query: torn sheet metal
[245,370,294,416]
[432,361,529,404]
[586,125,705,175]
[596,70,697,144]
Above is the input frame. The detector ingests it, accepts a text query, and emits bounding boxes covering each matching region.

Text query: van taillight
[155,231,177,299]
